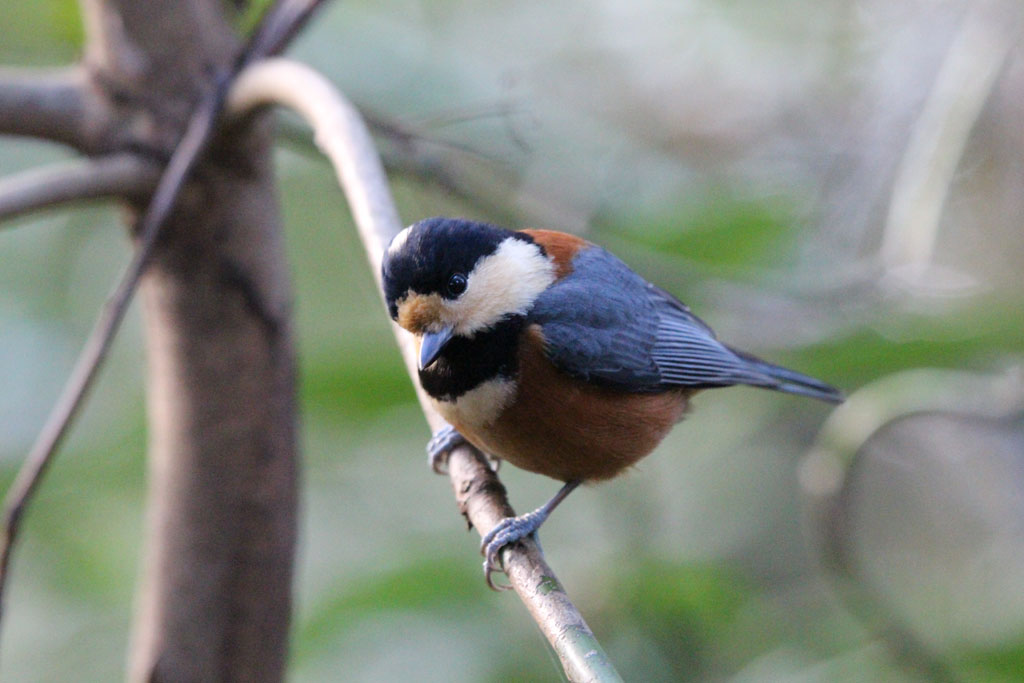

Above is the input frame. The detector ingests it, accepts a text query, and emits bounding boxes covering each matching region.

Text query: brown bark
[0,68,101,152]
[0,154,158,222]
[70,1,297,680]
[131,120,297,682]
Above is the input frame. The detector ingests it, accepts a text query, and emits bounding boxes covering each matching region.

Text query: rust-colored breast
[459,326,691,483]
[520,229,589,280]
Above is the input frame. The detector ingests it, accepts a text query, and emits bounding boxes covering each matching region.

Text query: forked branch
[0,79,225,627]
[0,3,337,638]
[226,58,623,683]
[0,67,105,152]
[0,154,158,224]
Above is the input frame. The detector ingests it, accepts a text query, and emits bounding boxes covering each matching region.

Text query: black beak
[419,325,455,370]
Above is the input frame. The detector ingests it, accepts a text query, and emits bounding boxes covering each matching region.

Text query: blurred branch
[0,0,331,649]
[0,67,226,633]
[226,57,623,683]
[241,0,331,61]
[0,67,108,152]
[276,114,515,220]
[0,154,159,224]
[802,367,1024,683]
[881,5,1018,284]
[277,111,587,231]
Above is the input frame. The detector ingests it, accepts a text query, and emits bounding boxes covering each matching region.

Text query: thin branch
[277,113,588,233]
[0,0,334,630]
[275,115,515,218]
[0,75,226,627]
[361,106,508,163]
[226,57,624,683]
[242,0,332,62]
[880,5,1016,281]
[0,154,159,224]
[0,67,105,152]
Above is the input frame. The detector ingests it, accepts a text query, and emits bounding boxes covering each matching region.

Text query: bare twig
[0,67,107,153]
[227,57,623,683]
[880,5,1018,282]
[0,154,159,224]
[0,77,226,625]
[275,115,519,219]
[243,0,332,61]
[277,113,588,233]
[362,106,507,162]
[801,368,1024,683]
[0,0,334,631]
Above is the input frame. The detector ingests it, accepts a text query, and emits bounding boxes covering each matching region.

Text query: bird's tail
[728,347,845,404]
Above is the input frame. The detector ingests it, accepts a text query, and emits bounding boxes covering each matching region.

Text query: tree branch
[0,154,159,224]
[277,112,588,231]
[226,57,623,683]
[0,71,227,637]
[242,0,332,61]
[880,5,1016,284]
[0,0,318,629]
[0,67,108,152]
[0,1,334,676]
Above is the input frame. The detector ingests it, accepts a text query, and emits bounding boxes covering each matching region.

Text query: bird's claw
[426,424,466,474]
[480,511,545,591]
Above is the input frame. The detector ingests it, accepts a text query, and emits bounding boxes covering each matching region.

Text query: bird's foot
[426,423,466,474]
[478,480,581,591]
[480,509,548,591]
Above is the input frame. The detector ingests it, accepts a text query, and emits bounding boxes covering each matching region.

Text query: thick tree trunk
[130,124,297,681]
[76,1,297,680]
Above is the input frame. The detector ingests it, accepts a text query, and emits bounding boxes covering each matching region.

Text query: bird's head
[382,217,555,370]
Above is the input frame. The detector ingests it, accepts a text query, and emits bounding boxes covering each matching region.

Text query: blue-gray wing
[527,247,775,392]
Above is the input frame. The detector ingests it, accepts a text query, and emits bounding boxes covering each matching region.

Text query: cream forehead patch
[387,225,413,256]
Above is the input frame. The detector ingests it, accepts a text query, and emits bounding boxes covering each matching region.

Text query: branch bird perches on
[226,57,623,683]
[0,2,620,677]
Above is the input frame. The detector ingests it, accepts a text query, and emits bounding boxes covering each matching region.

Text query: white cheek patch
[448,237,555,336]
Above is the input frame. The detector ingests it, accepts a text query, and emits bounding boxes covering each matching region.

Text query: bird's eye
[446,272,468,297]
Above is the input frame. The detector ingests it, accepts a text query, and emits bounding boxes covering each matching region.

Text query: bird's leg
[481,479,582,590]
[426,423,467,474]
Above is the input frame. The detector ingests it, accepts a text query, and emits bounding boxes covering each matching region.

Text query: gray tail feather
[729,347,845,405]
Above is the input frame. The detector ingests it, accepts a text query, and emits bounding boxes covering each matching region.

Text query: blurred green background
[2,0,1023,681]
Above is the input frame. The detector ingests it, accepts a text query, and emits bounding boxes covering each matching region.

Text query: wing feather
[528,247,773,391]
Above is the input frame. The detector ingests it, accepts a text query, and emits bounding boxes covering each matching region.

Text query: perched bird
[382,216,842,587]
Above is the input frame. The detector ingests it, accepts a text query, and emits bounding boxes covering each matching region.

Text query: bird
[381,216,843,588]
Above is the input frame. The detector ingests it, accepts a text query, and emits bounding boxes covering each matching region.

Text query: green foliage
[800,297,1024,386]
[234,0,277,35]
[599,192,798,271]
[0,0,81,65]
[613,562,749,678]
[301,349,415,420]
[294,559,483,665]
[961,641,1024,683]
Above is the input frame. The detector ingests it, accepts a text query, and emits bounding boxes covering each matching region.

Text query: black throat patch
[419,315,525,401]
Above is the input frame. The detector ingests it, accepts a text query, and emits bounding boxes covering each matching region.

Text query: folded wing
[528,246,842,403]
